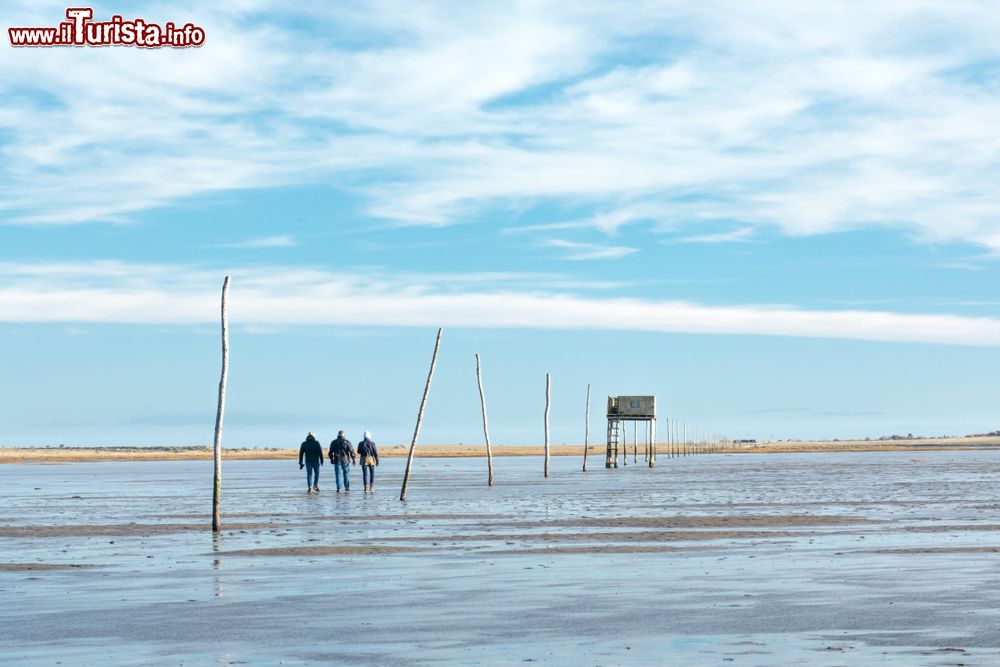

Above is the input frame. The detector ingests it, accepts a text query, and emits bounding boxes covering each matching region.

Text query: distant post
[399,328,443,502]
[475,354,494,486]
[544,373,551,478]
[582,384,591,472]
[211,276,230,533]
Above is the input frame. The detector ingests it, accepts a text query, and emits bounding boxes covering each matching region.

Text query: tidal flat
[3,452,1000,665]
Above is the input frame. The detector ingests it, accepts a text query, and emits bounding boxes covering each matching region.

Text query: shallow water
[3,451,1000,665]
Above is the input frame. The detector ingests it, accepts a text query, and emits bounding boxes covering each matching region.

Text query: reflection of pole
[211,276,230,533]
[399,328,443,502]
[475,354,494,486]
[544,373,551,479]
[582,384,591,472]
[212,533,224,598]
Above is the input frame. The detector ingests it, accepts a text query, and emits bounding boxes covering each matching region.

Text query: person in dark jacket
[328,430,356,492]
[298,432,324,493]
[357,431,379,493]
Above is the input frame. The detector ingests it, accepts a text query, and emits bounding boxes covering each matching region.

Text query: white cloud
[674,228,755,244]
[2,261,1000,347]
[545,239,638,260]
[3,1,1000,254]
[215,235,296,248]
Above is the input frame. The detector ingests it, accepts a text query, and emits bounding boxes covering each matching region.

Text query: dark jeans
[363,464,375,486]
[306,461,320,487]
[335,462,351,490]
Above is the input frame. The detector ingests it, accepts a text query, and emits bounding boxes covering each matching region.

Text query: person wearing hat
[328,430,356,492]
[357,431,379,493]
[298,432,324,493]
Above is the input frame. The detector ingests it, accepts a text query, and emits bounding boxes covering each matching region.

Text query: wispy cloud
[2,262,1000,347]
[214,236,296,249]
[674,228,755,244]
[545,239,638,260]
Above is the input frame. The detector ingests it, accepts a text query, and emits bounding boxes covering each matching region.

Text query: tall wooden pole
[544,373,551,478]
[211,276,230,533]
[399,328,443,501]
[475,354,494,486]
[582,384,591,472]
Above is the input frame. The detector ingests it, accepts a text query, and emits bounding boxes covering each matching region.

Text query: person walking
[358,431,379,493]
[298,432,323,494]
[328,430,356,492]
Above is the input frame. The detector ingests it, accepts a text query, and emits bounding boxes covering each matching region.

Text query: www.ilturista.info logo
[9,8,205,48]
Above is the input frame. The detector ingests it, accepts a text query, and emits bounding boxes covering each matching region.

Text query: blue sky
[2,1,1000,446]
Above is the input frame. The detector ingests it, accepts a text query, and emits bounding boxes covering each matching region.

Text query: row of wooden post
[208,280,732,527]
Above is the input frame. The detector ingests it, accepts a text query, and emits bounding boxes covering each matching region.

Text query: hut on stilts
[606,395,656,468]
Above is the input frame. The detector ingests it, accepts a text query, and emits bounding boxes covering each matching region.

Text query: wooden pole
[399,328,443,501]
[475,354,494,486]
[544,373,551,478]
[666,418,671,458]
[633,421,638,463]
[211,276,230,533]
[582,384,591,472]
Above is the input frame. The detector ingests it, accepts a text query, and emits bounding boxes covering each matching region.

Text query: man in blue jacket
[328,430,356,492]
[298,432,324,493]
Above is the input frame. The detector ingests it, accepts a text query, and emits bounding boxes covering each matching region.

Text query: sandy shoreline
[2,436,999,463]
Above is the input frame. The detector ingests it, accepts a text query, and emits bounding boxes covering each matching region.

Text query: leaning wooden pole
[582,384,591,472]
[544,373,551,478]
[211,276,230,533]
[475,354,494,486]
[399,328,443,501]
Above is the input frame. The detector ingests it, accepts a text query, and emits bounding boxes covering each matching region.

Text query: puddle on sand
[3,451,1000,664]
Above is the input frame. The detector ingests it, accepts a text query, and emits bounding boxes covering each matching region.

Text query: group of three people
[298,430,379,494]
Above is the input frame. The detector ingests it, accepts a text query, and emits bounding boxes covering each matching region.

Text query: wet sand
[0,563,95,571]
[4,453,1000,665]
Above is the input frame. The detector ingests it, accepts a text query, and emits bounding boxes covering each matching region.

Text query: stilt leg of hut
[621,421,627,467]
[648,418,656,468]
[645,420,650,463]
[632,422,639,463]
